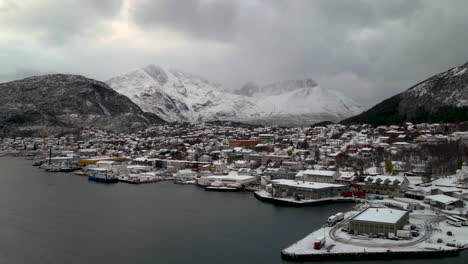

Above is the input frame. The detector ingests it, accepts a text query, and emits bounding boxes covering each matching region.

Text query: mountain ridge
[107,64,364,126]
[341,61,468,126]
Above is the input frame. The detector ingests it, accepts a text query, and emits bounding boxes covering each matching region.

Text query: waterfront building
[295,169,340,183]
[348,207,410,236]
[270,179,348,199]
[197,172,255,187]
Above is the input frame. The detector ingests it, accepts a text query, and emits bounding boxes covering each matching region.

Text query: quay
[281,209,468,262]
[281,248,462,261]
[254,190,360,207]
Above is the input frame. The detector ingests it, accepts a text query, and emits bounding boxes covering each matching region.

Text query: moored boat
[205,181,242,192]
[87,168,118,184]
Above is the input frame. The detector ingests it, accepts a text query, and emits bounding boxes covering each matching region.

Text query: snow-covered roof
[296,169,336,177]
[352,207,407,224]
[201,175,254,181]
[365,175,406,185]
[425,194,460,204]
[272,179,345,189]
[96,160,118,164]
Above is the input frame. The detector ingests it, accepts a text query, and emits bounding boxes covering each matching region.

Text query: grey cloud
[2,0,468,108]
[0,0,123,44]
[132,0,238,41]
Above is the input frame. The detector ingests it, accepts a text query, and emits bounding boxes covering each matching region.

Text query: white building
[295,170,340,183]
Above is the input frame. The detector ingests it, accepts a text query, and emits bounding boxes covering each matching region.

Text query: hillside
[0,74,164,136]
[107,64,363,126]
[342,61,468,126]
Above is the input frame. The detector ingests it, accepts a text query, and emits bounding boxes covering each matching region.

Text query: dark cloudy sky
[1,0,468,107]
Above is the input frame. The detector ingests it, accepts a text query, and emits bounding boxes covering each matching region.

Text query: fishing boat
[205,181,242,192]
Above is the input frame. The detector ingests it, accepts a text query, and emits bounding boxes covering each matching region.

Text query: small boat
[74,170,86,176]
[46,167,62,173]
[33,161,44,166]
[59,167,80,172]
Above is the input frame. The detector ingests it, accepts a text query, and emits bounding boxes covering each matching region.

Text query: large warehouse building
[270,179,348,199]
[348,207,409,236]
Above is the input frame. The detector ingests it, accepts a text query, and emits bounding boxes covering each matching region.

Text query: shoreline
[253,190,360,207]
[281,248,462,261]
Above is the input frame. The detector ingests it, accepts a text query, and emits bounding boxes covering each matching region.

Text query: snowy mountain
[234,79,364,126]
[107,64,256,122]
[342,61,468,125]
[107,65,364,126]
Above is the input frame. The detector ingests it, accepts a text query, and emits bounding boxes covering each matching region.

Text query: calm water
[0,156,466,264]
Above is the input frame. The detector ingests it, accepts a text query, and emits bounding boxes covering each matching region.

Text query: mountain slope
[342,61,468,126]
[107,64,256,122]
[0,74,163,136]
[107,65,364,126]
[236,79,363,126]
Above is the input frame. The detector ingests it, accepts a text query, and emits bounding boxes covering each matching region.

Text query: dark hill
[342,61,468,126]
[0,74,164,136]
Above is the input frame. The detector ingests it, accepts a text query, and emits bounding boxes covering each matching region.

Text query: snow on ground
[283,209,467,256]
[407,176,425,188]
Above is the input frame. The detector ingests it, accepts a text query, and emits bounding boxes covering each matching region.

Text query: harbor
[1,121,467,263]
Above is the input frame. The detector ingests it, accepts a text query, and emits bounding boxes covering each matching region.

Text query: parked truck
[328,212,344,226]
[396,230,411,239]
[334,212,344,222]
[314,236,326,250]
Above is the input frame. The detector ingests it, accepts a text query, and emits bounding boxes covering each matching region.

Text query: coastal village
[1,121,468,261]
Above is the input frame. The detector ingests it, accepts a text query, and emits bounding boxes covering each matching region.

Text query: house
[362,175,409,196]
[392,161,409,173]
[335,171,358,185]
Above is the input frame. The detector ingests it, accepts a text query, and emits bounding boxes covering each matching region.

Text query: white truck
[328,212,344,226]
[396,230,411,239]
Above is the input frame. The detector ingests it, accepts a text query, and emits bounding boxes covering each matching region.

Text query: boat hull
[88,176,119,184]
[205,186,241,192]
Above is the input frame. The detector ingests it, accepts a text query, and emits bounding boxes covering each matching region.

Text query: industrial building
[424,194,464,210]
[295,170,340,183]
[197,172,255,186]
[270,179,348,199]
[348,207,410,236]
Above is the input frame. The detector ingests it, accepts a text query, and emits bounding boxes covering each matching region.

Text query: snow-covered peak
[106,65,364,126]
[235,78,318,97]
[142,64,168,85]
[259,78,318,96]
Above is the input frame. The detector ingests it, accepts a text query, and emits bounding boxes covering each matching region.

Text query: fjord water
[0,157,466,264]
